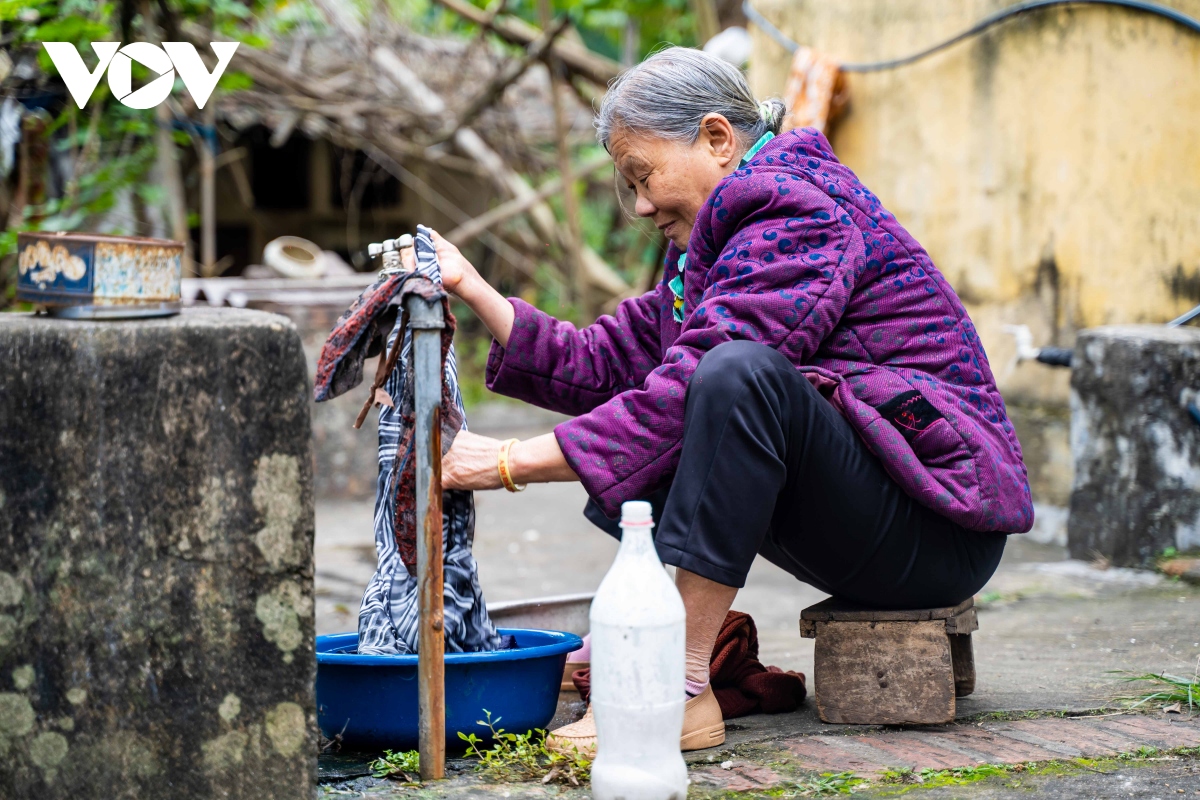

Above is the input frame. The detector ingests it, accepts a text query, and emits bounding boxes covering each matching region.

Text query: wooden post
[143,0,193,273]
[199,104,217,276]
[407,295,446,781]
[7,111,51,229]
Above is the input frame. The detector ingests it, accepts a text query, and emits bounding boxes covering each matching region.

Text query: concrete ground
[314,402,1200,798]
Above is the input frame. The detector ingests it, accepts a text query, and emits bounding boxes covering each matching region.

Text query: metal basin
[486,592,593,637]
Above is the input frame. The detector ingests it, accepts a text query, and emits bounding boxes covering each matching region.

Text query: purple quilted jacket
[487,128,1033,533]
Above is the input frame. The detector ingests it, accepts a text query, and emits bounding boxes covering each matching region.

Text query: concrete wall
[1069,325,1200,564]
[749,0,1200,506]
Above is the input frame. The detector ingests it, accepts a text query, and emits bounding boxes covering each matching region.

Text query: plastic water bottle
[590,501,688,800]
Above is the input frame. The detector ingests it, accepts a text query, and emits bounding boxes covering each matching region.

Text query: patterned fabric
[486,128,1033,534]
[670,133,775,322]
[312,271,405,403]
[316,225,502,655]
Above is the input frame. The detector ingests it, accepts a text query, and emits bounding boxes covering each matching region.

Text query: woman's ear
[698,114,739,168]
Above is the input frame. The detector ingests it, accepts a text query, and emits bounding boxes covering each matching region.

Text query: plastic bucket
[316,628,582,751]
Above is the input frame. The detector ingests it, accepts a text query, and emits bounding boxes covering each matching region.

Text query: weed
[1118,745,1160,760]
[878,766,918,784]
[875,763,1011,791]
[789,771,866,795]
[369,749,420,781]
[457,710,591,786]
[919,764,1008,783]
[1114,661,1199,713]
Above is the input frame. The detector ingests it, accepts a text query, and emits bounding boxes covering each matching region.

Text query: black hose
[742,0,1200,72]
[1035,347,1074,368]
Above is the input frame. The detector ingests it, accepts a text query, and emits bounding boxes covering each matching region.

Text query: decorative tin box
[16,231,184,318]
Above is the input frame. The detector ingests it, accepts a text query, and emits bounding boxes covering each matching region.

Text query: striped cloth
[353,225,503,655]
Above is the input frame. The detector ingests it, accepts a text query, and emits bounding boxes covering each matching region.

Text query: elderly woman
[415,47,1032,751]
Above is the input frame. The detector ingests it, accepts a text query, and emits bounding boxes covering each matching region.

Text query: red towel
[710,610,806,718]
[570,610,806,720]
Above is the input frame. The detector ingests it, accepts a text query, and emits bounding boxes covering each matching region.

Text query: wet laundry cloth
[570,611,806,720]
[315,225,503,655]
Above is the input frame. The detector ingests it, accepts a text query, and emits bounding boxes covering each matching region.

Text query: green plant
[919,764,1008,783]
[792,771,865,795]
[368,749,420,780]
[457,710,591,785]
[878,766,917,784]
[1116,666,1199,713]
[1117,745,1160,760]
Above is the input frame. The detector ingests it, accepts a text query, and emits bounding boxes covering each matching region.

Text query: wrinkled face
[609,114,742,250]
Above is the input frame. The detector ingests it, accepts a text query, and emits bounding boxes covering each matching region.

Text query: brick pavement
[773,715,1200,776]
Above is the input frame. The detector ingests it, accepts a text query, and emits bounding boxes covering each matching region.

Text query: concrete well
[1068,325,1200,566]
[0,309,316,798]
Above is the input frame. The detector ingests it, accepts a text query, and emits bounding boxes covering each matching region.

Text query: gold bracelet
[497,438,527,493]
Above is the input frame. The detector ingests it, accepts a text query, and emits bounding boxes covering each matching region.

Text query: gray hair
[596,46,785,153]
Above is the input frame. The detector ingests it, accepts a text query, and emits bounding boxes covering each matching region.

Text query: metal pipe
[1168,302,1200,328]
[407,294,446,781]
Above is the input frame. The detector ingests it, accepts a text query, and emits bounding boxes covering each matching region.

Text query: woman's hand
[401,231,481,297]
[442,431,581,490]
[400,229,516,347]
[429,230,479,297]
[442,431,505,491]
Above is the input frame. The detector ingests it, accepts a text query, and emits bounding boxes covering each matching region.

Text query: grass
[873,763,1010,790]
[457,710,592,786]
[791,772,866,795]
[1115,660,1200,714]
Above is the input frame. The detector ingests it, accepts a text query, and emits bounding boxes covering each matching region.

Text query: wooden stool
[799,597,977,725]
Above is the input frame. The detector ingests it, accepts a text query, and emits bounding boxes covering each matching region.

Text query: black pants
[585,340,1007,608]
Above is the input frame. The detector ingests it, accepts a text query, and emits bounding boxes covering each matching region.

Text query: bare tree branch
[427,15,571,147]
[432,0,621,87]
[445,153,611,246]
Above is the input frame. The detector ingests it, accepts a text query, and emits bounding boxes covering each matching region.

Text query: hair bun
[758,98,787,135]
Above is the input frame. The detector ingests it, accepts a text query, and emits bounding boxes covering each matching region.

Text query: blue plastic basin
[316,628,582,751]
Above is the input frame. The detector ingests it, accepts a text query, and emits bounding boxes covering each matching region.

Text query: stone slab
[0,309,316,798]
[1068,325,1200,566]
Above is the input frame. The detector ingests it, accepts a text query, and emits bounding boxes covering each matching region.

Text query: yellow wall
[749,0,1200,405]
